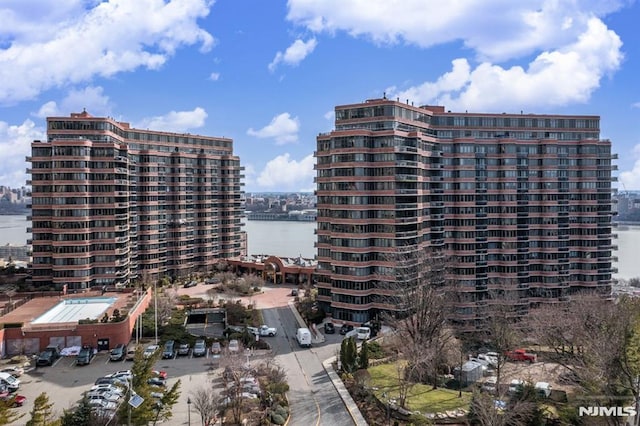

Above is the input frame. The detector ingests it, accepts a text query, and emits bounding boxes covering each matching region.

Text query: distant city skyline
[1,1,640,192]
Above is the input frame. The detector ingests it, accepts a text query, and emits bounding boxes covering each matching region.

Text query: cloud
[134,107,208,132]
[209,72,220,81]
[632,102,640,109]
[268,38,317,72]
[619,145,640,191]
[256,154,315,190]
[287,0,625,62]
[247,113,300,144]
[387,18,622,111]
[0,0,215,104]
[0,118,46,188]
[324,110,335,121]
[34,86,112,118]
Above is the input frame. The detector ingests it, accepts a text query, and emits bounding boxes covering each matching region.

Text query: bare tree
[529,295,640,425]
[469,390,539,426]
[190,386,221,426]
[219,352,257,425]
[380,246,456,399]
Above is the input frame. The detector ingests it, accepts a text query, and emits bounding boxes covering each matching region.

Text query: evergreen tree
[340,337,358,373]
[358,340,369,369]
[26,392,58,426]
[59,396,93,426]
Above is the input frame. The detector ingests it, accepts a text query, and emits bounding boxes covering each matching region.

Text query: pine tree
[59,396,92,425]
[358,340,369,369]
[26,392,58,426]
[340,337,358,373]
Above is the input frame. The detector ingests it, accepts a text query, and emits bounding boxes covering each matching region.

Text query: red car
[505,349,537,363]
[0,392,26,407]
[152,370,168,379]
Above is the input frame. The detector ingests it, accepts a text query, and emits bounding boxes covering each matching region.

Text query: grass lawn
[369,363,472,414]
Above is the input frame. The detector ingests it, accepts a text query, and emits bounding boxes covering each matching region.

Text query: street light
[187,397,192,426]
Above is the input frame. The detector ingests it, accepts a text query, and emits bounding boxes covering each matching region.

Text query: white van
[0,372,20,392]
[296,328,312,348]
[356,327,371,340]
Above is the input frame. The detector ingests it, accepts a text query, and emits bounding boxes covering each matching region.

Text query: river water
[1,215,639,280]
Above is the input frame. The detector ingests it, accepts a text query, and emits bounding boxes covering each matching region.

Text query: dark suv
[36,345,61,367]
[76,345,95,366]
[162,340,176,359]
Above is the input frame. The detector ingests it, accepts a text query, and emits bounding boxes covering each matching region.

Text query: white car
[0,366,24,378]
[88,398,118,411]
[107,370,133,381]
[228,339,240,353]
[87,391,121,403]
[89,384,125,397]
[259,325,277,336]
[143,345,159,359]
[508,379,524,394]
[478,352,499,367]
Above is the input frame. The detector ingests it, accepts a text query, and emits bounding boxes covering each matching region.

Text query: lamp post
[154,280,158,345]
[128,379,132,426]
[187,397,192,426]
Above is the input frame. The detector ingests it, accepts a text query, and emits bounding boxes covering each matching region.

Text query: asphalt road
[262,305,355,426]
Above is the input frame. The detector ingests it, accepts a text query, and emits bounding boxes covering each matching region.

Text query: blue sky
[1,0,640,192]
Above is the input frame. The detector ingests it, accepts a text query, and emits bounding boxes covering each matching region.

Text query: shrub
[270,413,286,425]
[274,404,288,418]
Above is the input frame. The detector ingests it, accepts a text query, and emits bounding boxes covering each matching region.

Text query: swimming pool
[31,297,117,324]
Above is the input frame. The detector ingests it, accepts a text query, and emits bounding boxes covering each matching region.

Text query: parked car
[290,289,298,296]
[162,340,176,359]
[356,327,371,340]
[0,390,26,407]
[87,391,121,403]
[152,370,168,379]
[125,344,139,361]
[193,339,207,357]
[143,344,159,359]
[481,376,498,394]
[76,345,96,366]
[228,339,240,353]
[36,344,61,366]
[183,281,197,288]
[508,379,524,394]
[148,377,166,387]
[339,324,354,335]
[107,370,133,381]
[505,349,537,363]
[205,278,220,285]
[0,366,24,378]
[324,323,335,334]
[0,373,20,392]
[177,342,191,356]
[88,398,117,411]
[211,342,222,355]
[258,325,277,336]
[89,384,125,397]
[110,343,127,362]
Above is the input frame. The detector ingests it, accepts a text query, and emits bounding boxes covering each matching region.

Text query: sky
[1,0,640,192]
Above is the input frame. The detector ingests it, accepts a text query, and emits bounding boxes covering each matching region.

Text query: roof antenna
[383,92,387,99]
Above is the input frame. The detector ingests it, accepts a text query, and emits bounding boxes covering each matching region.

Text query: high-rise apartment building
[315,98,616,329]
[28,111,245,290]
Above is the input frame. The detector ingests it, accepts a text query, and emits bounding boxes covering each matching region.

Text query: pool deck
[0,291,133,326]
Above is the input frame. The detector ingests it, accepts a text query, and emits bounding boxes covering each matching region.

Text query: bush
[274,404,288,418]
[270,413,286,425]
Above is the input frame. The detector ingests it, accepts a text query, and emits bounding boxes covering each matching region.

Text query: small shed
[455,360,484,386]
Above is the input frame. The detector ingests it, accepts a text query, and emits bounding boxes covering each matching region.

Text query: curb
[322,356,369,426]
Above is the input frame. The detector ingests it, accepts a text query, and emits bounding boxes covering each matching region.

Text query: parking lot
[10,345,224,423]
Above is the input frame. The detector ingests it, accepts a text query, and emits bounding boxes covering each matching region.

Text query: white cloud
[34,86,112,118]
[287,0,625,62]
[134,107,208,132]
[619,145,640,191]
[632,102,640,109]
[256,154,315,190]
[387,18,622,111]
[209,72,220,81]
[268,38,317,72]
[0,0,215,104]
[324,110,335,121]
[0,118,46,188]
[247,113,300,144]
